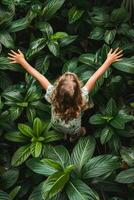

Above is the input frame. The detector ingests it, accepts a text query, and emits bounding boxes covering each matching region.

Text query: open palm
[8,49,25,64]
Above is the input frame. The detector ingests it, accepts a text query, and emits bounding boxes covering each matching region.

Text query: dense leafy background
[0,0,134,199]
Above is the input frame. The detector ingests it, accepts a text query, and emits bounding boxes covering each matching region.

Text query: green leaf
[110,115,125,129]
[45,145,70,168]
[89,114,106,125]
[47,41,60,56]
[104,29,116,45]
[71,136,96,173]
[100,126,114,144]
[0,32,14,48]
[66,179,99,200]
[59,35,77,47]
[111,7,130,23]
[18,123,33,137]
[83,155,120,179]
[42,0,65,20]
[105,98,118,116]
[33,118,42,137]
[26,158,60,176]
[0,190,10,200]
[4,131,27,143]
[30,142,42,157]
[44,130,64,143]
[9,17,29,32]
[1,169,19,189]
[9,186,21,200]
[79,53,95,66]
[62,58,78,73]
[11,144,31,166]
[51,32,68,40]
[68,6,84,24]
[42,171,70,199]
[115,168,134,183]
[28,182,44,200]
[26,38,47,58]
[89,27,105,40]
[120,147,134,167]
[112,57,134,74]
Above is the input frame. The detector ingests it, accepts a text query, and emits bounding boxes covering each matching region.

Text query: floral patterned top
[44,84,89,135]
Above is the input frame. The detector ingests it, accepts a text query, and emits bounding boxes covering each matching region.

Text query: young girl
[8,48,123,142]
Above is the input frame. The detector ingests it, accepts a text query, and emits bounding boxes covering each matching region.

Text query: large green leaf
[47,41,60,56]
[26,158,61,176]
[112,57,134,74]
[9,186,21,200]
[111,7,130,23]
[66,179,99,200]
[44,130,64,143]
[89,27,105,41]
[44,145,70,168]
[0,32,14,48]
[28,182,44,200]
[9,17,29,32]
[68,6,84,24]
[82,155,120,179]
[42,171,70,199]
[11,144,31,166]
[30,142,42,157]
[1,168,19,189]
[33,118,43,137]
[104,30,116,45]
[71,136,96,173]
[110,115,125,129]
[120,147,134,167]
[18,123,33,137]
[100,126,114,144]
[89,114,106,125]
[4,131,27,143]
[0,190,10,200]
[42,0,65,20]
[115,168,134,183]
[105,98,118,116]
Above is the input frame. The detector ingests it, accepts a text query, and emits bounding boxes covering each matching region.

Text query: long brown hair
[51,72,88,123]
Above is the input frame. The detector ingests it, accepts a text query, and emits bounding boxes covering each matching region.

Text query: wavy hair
[51,72,88,123]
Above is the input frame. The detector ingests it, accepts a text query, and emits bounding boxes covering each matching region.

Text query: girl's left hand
[106,48,123,64]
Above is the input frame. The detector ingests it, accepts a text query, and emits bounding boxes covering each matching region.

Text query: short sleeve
[44,84,54,103]
[81,86,89,104]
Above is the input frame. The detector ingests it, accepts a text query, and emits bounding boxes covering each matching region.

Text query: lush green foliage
[0,0,134,199]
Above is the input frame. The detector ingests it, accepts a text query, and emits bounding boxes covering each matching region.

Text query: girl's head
[51,72,87,122]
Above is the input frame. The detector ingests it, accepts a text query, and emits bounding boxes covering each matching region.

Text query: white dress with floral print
[44,84,89,135]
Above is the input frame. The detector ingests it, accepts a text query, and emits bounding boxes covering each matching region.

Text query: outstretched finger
[117,54,123,58]
[8,53,16,57]
[10,50,18,55]
[9,60,17,64]
[18,49,23,55]
[8,56,15,61]
[113,47,120,54]
[116,49,123,56]
[108,48,113,54]
[115,58,123,61]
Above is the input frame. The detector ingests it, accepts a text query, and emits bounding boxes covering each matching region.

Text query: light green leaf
[18,123,33,137]
[11,144,31,166]
[71,136,96,173]
[116,168,134,183]
[30,142,42,157]
[47,41,60,56]
[45,145,70,168]
[33,118,43,137]
[104,29,116,45]
[0,32,14,48]
[83,155,120,179]
[100,126,114,144]
[66,179,99,200]
[42,0,65,20]
[4,131,27,143]
[42,171,69,199]
[89,114,106,125]
[9,186,21,200]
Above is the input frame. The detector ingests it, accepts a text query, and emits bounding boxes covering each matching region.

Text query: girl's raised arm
[84,48,123,92]
[8,49,50,90]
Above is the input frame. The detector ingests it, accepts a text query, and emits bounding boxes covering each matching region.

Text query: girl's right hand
[8,49,25,64]
[106,47,123,64]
